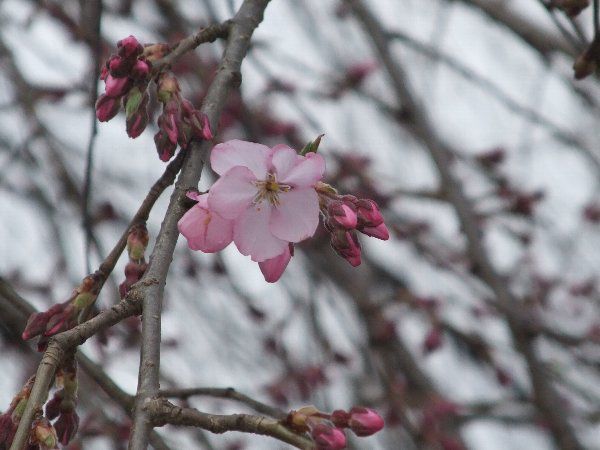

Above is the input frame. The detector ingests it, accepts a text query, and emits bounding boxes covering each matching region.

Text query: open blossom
[208,140,325,262]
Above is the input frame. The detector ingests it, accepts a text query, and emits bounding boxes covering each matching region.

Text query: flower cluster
[287,405,384,449]
[45,362,79,446]
[154,72,213,162]
[119,223,149,298]
[178,139,389,281]
[96,36,212,161]
[22,274,101,351]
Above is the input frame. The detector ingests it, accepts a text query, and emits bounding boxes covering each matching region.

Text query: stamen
[252,172,291,206]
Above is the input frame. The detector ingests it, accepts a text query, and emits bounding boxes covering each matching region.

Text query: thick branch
[128,1,271,448]
[147,398,313,449]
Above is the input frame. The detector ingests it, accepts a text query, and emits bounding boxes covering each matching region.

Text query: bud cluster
[287,405,384,449]
[317,182,389,266]
[96,35,151,139]
[154,72,213,161]
[119,223,149,298]
[96,36,213,162]
[45,361,79,446]
[22,274,101,351]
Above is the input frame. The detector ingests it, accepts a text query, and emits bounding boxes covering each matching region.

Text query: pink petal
[233,202,288,262]
[279,152,325,187]
[210,140,270,178]
[270,188,320,242]
[208,166,257,220]
[259,245,292,283]
[269,144,301,180]
[178,202,233,252]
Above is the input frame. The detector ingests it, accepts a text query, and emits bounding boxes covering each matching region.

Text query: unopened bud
[107,54,134,78]
[327,201,357,230]
[130,59,151,80]
[154,130,177,162]
[127,224,149,260]
[104,74,132,98]
[95,94,121,122]
[32,417,58,450]
[54,410,79,446]
[117,35,143,59]
[347,407,384,437]
[331,230,361,267]
[355,199,384,227]
[157,72,180,103]
[307,418,346,450]
[359,222,389,240]
[126,108,149,138]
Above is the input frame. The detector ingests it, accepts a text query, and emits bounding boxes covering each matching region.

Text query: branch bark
[147,398,313,450]
[128,1,271,448]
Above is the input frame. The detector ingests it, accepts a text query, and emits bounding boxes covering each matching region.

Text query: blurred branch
[159,387,286,419]
[345,1,584,448]
[147,398,313,449]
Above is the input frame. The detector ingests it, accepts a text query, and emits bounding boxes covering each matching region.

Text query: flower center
[253,172,291,206]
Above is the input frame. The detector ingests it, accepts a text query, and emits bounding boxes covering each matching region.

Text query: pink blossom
[208,140,325,262]
[259,244,292,283]
[177,192,233,253]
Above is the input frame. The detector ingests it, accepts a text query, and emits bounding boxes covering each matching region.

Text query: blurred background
[1,0,599,448]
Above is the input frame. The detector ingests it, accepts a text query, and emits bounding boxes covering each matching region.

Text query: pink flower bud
[54,410,79,446]
[154,130,177,162]
[158,101,181,145]
[348,407,384,437]
[95,94,121,122]
[108,54,134,78]
[126,109,149,138]
[259,244,292,282]
[130,59,151,80]
[307,420,347,450]
[326,201,358,230]
[359,222,389,240]
[117,35,143,59]
[22,303,64,340]
[104,74,132,98]
[331,230,361,267]
[355,199,384,227]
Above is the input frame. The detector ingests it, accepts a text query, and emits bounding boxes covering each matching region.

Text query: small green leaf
[125,87,143,118]
[300,134,325,156]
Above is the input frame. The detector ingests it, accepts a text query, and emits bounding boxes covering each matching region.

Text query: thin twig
[159,387,286,419]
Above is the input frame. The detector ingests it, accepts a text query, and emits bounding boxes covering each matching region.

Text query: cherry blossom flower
[208,140,325,262]
[177,192,233,253]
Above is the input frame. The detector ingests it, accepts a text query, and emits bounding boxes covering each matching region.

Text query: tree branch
[128,1,271,448]
[147,398,313,450]
[159,387,286,420]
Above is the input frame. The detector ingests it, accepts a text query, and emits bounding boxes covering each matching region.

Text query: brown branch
[128,1,271,448]
[159,387,286,420]
[147,398,313,449]
[8,150,185,450]
[345,1,583,448]
[153,21,232,71]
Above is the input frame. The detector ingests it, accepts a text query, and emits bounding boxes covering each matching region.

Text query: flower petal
[259,245,292,283]
[269,144,301,180]
[233,202,288,262]
[270,188,320,242]
[279,152,325,187]
[208,166,257,220]
[210,140,270,178]
[178,203,233,252]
